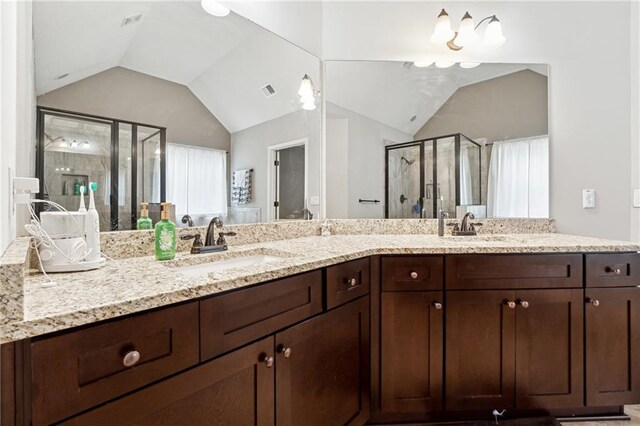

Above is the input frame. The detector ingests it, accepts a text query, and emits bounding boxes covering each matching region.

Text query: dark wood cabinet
[64,336,275,426]
[275,296,370,426]
[380,291,443,413]
[515,289,584,409]
[445,291,516,411]
[586,287,640,406]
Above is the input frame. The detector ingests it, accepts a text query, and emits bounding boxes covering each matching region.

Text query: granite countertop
[1,232,639,343]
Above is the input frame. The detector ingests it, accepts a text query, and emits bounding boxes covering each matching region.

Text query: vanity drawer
[586,253,640,287]
[326,257,370,309]
[30,302,199,426]
[200,270,322,361]
[446,254,583,289]
[382,256,443,291]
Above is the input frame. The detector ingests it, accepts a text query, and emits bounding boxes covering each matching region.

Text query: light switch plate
[583,189,595,209]
[309,196,320,206]
[634,189,640,208]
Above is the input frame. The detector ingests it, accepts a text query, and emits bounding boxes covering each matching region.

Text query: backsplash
[99,218,556,259]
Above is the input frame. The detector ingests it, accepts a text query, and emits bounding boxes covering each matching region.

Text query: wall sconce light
[298,74,319,111]
[431,9,506,51]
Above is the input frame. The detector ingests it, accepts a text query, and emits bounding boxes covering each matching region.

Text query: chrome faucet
[205,217,223,246]
[181,214,194,227]
[447,212,483,236]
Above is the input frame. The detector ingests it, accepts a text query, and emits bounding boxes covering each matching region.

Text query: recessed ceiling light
[55,73,69,80]
[410,115,417,122]
[201,0,230,17]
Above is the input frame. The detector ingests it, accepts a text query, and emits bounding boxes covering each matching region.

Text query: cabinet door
[446,291,516,411]
[63,337,275,426]
[275,297,370,426]
[586,287,640,406]
[380,291,443,413]
[515,289,584,409]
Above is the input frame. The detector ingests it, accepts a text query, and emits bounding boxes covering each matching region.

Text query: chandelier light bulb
[430,9,455,44]
[435,61,456,69]
[414,61,434,68]
[460,62,481,69]
[201,0,230,17]
[455,12,478,47]
[484,16,506,48]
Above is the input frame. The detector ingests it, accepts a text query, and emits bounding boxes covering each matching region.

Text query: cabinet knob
[348,278,357,287]
[122,350,141,368]
[518,300,530,309]
[505,300,516,309]
[586,297,600,307]
[410,272,418,280]
[606,266,623,275]
[433,302,443,310]
[277,345,292,358]
[259,354,274,368]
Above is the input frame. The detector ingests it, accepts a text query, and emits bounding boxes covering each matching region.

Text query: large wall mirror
[325,61,549,220]
[34,1,321,231]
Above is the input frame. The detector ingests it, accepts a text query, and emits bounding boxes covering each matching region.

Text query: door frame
[266,138,308,222]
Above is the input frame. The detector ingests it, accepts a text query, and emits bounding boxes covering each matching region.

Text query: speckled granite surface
[0,231,638,343]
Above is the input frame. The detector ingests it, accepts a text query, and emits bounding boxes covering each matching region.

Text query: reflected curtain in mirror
[487,136,549,218]
[166,144,227,217]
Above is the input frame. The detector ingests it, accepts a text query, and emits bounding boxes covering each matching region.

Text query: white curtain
[487,136,549,218]
[167,144,227,216]
[459,147,473,205]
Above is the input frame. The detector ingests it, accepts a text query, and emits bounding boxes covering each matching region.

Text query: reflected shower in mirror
[325,61,549,220]
[34,0,321,231]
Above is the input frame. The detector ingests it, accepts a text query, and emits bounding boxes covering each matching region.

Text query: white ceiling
[325,61,548,135]
[33,1,320,133]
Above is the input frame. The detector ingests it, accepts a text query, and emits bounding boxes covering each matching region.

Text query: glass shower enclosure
[385,133,482,219]
[37,108,166,231]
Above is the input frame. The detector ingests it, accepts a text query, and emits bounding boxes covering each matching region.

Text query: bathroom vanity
[1,231,639,425]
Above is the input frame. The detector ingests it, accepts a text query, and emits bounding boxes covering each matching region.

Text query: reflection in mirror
[325,61,549,220]
[34,1,321,231]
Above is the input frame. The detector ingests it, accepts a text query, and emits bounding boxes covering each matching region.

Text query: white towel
[232,169,252,205]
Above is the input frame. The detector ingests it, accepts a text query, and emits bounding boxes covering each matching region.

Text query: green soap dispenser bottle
[155,202,176,261]
[137,202,153,230]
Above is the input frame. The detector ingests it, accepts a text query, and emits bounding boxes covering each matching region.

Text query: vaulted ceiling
[33,1,320,133]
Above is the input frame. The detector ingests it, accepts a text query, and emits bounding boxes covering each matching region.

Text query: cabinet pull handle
[410,271,418,279]
[259,354,274,368]
[586,297,600,307]
[605,266,623,275]
[277,345,292,358]
[505,300,516,309]
[348,278,357,287]
[518,300,530,309]
[432,302,443,310]
[122,350,141,368]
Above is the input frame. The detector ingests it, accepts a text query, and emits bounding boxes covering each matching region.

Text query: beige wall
[414,69,548,143]
[37,67,230,150]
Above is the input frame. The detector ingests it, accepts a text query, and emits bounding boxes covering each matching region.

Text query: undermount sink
[172,254,287,278]
[442,235,509,242]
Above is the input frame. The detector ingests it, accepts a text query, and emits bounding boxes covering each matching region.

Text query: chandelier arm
[474,15,495,30]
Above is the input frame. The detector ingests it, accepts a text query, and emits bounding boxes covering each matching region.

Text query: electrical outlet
[582,189,595,209]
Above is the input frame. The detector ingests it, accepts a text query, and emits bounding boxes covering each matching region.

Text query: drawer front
[382,256,443,291]
[326,257,370,309]
[30,302,199,425]
[586,253,640,288]
[200,270,322,361]
[446,254,583,290]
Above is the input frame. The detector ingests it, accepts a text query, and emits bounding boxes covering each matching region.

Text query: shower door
[385,143,423,218]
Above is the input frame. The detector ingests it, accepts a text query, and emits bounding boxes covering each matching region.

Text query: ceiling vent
[121,13,144,27]
[259,84,277,99]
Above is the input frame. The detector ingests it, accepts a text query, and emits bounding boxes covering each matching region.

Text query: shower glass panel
[385,133,482,219]
[41,112,113,231]
[386,143,422,218]
[38,108,166,231]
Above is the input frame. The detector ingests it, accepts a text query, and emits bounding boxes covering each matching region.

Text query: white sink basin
[174,254,285,278]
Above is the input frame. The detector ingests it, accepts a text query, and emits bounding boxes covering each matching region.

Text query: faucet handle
[216,231,237,246]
